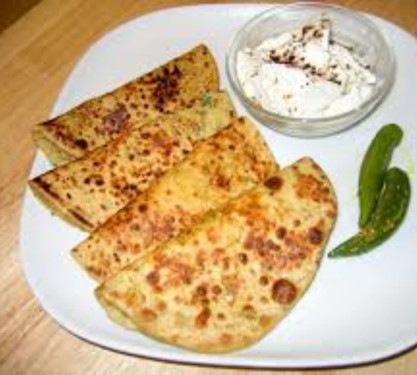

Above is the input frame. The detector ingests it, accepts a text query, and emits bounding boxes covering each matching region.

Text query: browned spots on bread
[75,139,88,150]
[94,158,338,353]
[271,279,297,304]
[308,227,323,244]
[276,226,287,239]
[141,308,158,322]
[32,178,62,202]
[212,285,222,295]
[102,104,130,134]
[259,276,269,286]
[68,209,93,229]
[195,307,211,328]
[146,270,159,285]
[34,45,221,164]
[237,253,248,265]
[264,176,283,190]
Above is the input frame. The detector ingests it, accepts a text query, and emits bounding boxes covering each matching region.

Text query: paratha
[72,117,278,280]
[29,92,234,231]
[96,158,337,353]
[33,44,219,165]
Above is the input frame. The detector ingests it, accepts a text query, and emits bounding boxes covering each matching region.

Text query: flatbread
[96,158,337,353]
[29,92,234,231]
[33,44,219,165]
[72,117,278,280]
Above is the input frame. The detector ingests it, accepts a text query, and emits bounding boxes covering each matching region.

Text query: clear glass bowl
[226,2,395,137]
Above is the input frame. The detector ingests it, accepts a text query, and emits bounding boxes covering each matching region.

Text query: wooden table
[1,0,416,374]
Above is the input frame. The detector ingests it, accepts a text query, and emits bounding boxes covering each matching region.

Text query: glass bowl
[226,2,395,137]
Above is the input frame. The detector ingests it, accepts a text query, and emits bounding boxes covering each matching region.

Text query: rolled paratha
[29,92,234,231]
[96,157,337,353]
[72,117,278,280]
[33,44,219,165]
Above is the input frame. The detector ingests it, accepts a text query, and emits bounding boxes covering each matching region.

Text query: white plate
[20,4,417,368]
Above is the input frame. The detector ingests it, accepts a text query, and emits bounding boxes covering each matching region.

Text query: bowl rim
[226,1,396,125]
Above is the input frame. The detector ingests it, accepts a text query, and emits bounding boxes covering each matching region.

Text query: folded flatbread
[96,158,337,353]
[29,92,234,231]
[72,117,278,280]
[33,44,219,165]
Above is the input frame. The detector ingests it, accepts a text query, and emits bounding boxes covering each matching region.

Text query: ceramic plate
[20,4,417,368]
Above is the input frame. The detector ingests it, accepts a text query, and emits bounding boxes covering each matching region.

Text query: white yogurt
[236,18,377,118]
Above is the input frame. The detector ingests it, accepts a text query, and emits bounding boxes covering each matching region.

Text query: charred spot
[195,307,211,328]
[68,209,93,229]
[259,276,269,286]
[113,252,121,263]
[217,312,226,320]
[172,65,181,76]
[66,192,72,200]
[242,304,256,319]
[271,279,297,304]
[276,226,287,239]
[146,270,160,285]
[138,204,148,213]
[196,285,207,297]
[308,227,323,244]
[150,65,183,111]
[238,253,248,265]
[214,174,230,190]
[212,285,222,295]
[102,104,129,134]
[264,176,283,190]
[75,138,88,150]
[264,239,279,251]
[141,132,151,139]
[95,178,104,186]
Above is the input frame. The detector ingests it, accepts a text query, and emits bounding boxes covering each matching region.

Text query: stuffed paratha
[96,158,337,353]
[29,92,234,231]
[72,117,278,280]
[33,44,219,165]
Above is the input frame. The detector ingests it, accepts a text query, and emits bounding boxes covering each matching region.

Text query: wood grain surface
[1,0,416,374]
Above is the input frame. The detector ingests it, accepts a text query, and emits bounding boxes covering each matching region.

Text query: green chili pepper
[329,167,410,258]
[359,124,403,227]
